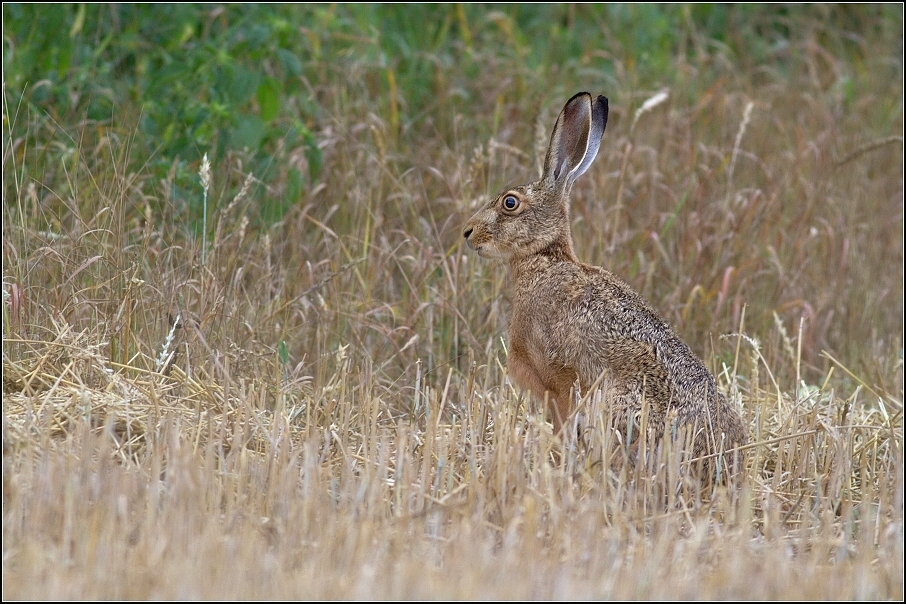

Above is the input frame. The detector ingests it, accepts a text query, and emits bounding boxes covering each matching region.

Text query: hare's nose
[463,227,473,239]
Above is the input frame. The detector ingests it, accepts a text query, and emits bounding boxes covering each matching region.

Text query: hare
[462,92,747,481]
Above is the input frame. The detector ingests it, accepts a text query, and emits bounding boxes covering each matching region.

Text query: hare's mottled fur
[463,92,747,481]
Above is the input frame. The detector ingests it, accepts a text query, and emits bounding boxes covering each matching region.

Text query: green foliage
[3,3,900,230]
[4,4,324,224]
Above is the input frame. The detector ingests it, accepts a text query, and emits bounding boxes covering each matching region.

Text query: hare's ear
[542,93,608,189]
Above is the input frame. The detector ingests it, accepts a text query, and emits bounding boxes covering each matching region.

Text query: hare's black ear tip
[567,91,592,104]
[596,96,609,123]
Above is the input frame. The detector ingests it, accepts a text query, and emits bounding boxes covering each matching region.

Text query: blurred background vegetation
[5,4,900,219]
[3,3,903,386]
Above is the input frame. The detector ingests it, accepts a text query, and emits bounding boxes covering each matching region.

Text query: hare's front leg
[507,350,573,434]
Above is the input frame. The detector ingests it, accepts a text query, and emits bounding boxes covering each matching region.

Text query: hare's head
[463,92,608,261]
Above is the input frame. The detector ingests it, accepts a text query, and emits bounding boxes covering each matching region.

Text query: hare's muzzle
[463,225,484,254]
[463,211,498,257]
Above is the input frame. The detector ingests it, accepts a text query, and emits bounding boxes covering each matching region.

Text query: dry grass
[3,9,903,600]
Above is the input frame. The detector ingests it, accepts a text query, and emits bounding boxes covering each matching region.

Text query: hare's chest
[507,306,581,404]
[508,293,581,370]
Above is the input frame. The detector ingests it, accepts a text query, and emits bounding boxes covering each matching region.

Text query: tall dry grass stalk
[727,101,755,195]
[613,89,670,237]
[199,153,212,267]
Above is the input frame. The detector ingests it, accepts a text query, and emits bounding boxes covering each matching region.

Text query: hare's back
[569,264,721,394]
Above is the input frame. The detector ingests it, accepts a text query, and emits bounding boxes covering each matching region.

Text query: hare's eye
[502,195,520,211]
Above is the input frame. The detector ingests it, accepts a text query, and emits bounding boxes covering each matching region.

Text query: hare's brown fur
[463,93,747,482]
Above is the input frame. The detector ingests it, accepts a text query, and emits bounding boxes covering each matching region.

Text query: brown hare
[462,92,747,482]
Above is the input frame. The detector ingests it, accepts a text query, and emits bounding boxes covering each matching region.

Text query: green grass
[2,4,903,599]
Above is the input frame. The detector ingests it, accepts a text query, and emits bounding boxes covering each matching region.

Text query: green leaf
[277,48,302,77]
[230,114,265,150]
[257,77,281,123]
[278,340,289,365]
[301,129,322,182]
[69,3,86,38]
[56,39,72,78]
[287,167,304,203]
[219,65,261,106]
